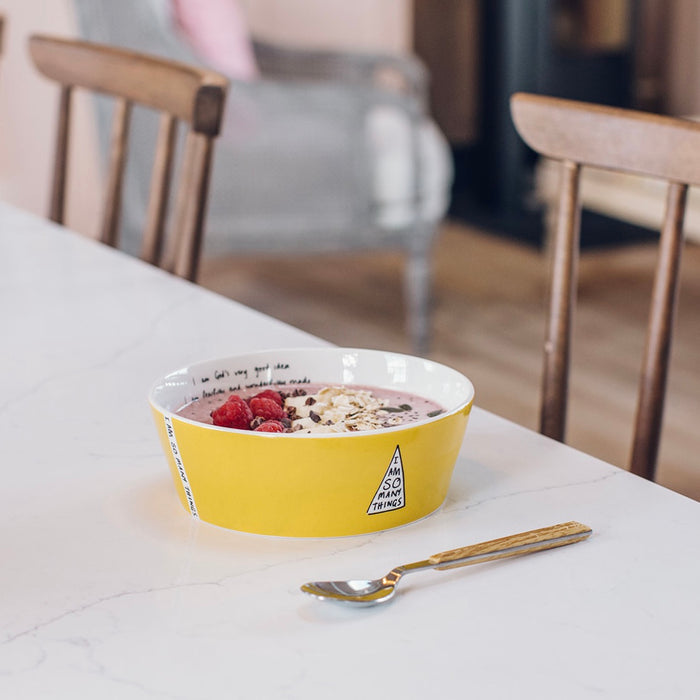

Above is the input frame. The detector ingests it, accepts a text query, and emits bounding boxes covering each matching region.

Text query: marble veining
[2,202,699,699]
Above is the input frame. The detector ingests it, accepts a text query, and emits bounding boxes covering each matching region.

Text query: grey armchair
[70,0,453,354]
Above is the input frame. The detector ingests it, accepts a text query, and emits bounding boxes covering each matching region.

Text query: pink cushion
[171,0,258,80]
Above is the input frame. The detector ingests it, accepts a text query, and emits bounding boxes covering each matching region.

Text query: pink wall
[239,0,411,52]
[0,0,102,237]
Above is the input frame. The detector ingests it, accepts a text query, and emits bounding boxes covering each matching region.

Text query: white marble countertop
[2,202,699,699]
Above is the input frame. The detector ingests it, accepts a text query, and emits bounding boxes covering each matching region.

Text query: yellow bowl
[149,348,474,537]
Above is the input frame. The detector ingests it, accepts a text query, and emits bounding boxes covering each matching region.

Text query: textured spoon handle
[428,521,592,570]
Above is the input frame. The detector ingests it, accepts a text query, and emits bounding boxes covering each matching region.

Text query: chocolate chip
[304,397,317,405]
[309,410,321,423]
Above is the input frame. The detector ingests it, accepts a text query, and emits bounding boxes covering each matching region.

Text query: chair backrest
[510,92,700,481]
[29,34,228,281]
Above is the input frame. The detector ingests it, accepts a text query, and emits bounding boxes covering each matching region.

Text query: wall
[0,0,102,237]
[665,0,700,116]
[413,0,481,144]
[239,0,411,52]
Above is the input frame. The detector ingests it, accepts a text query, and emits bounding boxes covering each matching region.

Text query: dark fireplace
[416,0,663,247]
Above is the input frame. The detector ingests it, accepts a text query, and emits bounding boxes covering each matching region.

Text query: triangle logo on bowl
[367,445,406,515]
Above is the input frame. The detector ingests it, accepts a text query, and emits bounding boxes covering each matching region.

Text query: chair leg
[404,229,435,356]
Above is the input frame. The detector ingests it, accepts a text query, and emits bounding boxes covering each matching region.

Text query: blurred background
[3,1,700,241]
[1,0,698,499]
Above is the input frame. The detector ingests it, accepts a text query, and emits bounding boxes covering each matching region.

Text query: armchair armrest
[252,38,429,111]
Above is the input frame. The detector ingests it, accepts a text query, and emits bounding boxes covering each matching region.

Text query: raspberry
[211,395,253,430]
[249,396,286,421]
[251,389,284,406]
[253,420,286,433]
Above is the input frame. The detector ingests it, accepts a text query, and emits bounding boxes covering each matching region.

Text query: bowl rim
[149,347,475,439]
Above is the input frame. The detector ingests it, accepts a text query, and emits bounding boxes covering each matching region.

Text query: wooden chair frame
[510,92,700,481]
[29,34,228,280]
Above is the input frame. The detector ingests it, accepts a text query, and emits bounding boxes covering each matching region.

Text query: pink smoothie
[176,383,444,431]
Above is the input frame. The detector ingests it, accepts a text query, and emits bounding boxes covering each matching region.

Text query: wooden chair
[29,34,228,281]
[510,92,700,482]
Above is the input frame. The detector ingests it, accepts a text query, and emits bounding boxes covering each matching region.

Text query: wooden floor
[199,220,700,501]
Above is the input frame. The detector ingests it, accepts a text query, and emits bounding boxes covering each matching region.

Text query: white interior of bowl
[150,348,474,422]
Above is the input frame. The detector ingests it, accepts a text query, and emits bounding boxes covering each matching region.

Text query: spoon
[301,521,592,606]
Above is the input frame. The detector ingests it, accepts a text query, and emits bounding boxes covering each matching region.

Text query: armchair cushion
[368,105,451,229]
